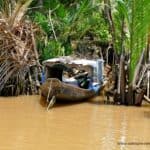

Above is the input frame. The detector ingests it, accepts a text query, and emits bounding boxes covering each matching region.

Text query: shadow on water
[40,95,122,109]
[39,96,47,107]
[40,95,87,108]
[39,95,117,109]
[143,111,150,119]
[40,95,150,109]
[40,95,114,108]
[87,100,104,105]
[142,103,150,108]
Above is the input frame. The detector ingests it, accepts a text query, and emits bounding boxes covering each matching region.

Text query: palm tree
[105,0,150,104]
[0,0,42,95]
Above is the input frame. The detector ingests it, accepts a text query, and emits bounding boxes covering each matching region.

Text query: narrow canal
[0,95,149,150]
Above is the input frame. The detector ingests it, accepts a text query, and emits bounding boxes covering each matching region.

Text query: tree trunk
[126,84,134,105]
[134,88,145,106]
[132,50,145,88]
[119,54,126,104]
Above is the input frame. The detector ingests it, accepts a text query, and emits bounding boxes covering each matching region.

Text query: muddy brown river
[0,95,149,150]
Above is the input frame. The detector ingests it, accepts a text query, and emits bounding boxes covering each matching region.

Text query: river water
[0,95,149,150]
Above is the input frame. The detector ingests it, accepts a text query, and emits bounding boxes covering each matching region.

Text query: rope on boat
[46,80,56,110]
[47,80,52,102]
[47,96,56,110]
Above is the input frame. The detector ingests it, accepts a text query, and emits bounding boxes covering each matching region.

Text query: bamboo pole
[47,96,56,110]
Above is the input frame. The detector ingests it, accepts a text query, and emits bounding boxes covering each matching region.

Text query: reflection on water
[0,96,149,150]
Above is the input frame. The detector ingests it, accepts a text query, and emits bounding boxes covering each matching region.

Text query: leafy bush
[31,0,109,61]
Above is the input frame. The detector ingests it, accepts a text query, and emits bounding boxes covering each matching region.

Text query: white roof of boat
[43,57,103,68]
[43,56,72,64]
[71,59,97,67]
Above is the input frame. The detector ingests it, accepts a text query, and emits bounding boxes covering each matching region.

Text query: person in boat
[74,71,91,89]
[73,70,100,93]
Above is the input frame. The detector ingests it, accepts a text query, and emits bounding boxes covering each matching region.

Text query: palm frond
[0,0,41,95]
[128,0,150,83]
[8,0,32,27]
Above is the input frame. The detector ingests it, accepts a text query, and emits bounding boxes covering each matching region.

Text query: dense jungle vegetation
[29,0,110,60]
[0,0,149,105]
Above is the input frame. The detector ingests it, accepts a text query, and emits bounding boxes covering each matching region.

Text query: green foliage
[34,12,50,33]
[111,0,128,53]
[90,13,110,42]
[40,40,64,60]
[112,0,150,83]
[128,0,150,82]
[31,0,109,61]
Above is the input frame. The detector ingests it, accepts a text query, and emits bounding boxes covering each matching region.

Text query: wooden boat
[40,57,104,109]
[41,78,98,101]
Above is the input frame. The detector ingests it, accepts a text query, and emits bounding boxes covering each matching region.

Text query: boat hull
[40,78,97,101]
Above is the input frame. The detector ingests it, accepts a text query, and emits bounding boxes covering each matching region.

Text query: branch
[48,10,58,42]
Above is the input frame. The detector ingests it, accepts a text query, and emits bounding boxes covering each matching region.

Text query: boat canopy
[43,56,104,84]
[43,56,103,68]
